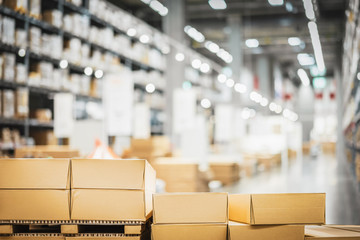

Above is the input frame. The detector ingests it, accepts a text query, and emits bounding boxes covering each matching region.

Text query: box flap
[0,159,70,189]
[152,224,227,240]
[144,161,156,192]
[251,193,325,224]
[71,159,148,190]
[229,194,251,224]
[305,226,360,238]
[229,221,304,240]
[71,189,146,221]
[153,193,228,224]
[326,225,360,233]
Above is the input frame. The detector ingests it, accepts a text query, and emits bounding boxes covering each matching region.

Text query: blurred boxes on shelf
[2,90,15,118]
[29,0,41,19]
[229,222,304,240]
[30,130,57,145]
[303,142,312,155]
[15,88,28,118]
[152,193,228,240]
[322,142,336,155]
[209,161,240,185]
[33,108,52,122]
[42,10,63,28]
[2,53,15,82]
[130,136,171,162]
[229,193,326,225]
[305,225,360,239]
[1,17,15,45]
[15,145,79,158]
[153,157,210,192]
[242,152,281,172]
[288,148,297,159]
[0,158,71,220]
[70,159,155,221]
[3,0,28,14]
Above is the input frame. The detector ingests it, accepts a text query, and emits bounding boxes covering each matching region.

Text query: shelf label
[54,93,74,138]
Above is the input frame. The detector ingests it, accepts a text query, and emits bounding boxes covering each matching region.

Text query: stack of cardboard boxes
[14,145,80,158]
[209,162,241,185]
[129,136,171,163]
[152,193,228,240]
[228,193,325,239]
[0,158,156,240]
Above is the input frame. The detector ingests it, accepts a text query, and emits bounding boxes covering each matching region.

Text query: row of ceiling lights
[140,0,168,16]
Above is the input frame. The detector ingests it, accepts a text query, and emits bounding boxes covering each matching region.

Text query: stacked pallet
[0,158,155,240]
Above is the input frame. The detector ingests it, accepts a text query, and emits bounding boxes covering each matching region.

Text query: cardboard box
[305,225,360,239]
[71,159,155,221]
[66,237,140,240]
[152,224,227,240]
[15,146,79,158]
[0,237,65,240]
[153,193,228,224]
[209,162,240,185]
[130,136,170,161]
[326,225,360,233]
[229,193,325,225]
[0,158,71,220]
[229,221,304,240]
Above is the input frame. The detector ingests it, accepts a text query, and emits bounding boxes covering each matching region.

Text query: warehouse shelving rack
[0,0,167,150]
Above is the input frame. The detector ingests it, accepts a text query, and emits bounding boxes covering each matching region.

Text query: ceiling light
[126,28,137,37]
[159,7,169,16]
[245,39,259,48]
[205,41,220,53]
[141,0,151,3]
[200,63,210,73]
[303,0,315,20]
[182,81,192,90]
[139,34,150,44]
[308,21,326,72]
[250,91,262,103]
[297,68,310,86]
[191,59,202,69]
[234,83,247,93]
[84,67,93,76]
[201,98,212,108]
[184,25,205,43]
[94,69,104,78]
[59,59,68,69]
[217,74,227,83]
[226,78,235,88]
[269,102,277,112]
[208,0,227,10]
[260,97,269,107]
[297,53,315,66]
[288,37,301,46]
[145,83,155,93]
[357,72,360,80]
[268,0,284,6]
[18,48,26,57]
[175,52,185,62]
[313,77,327,89]
[286,2,294,12]
[275,105,282,114]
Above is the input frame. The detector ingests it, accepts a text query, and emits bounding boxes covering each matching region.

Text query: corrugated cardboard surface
[229,221,304,240]
[229,193,325,225]
[0,237,65,240]
[0,158,70,189]
[153,193,228,224]
[0,190,70,220]
[71,189,145,221]
[66,237,140,240]
[71,159,155,190]
[152,224,227,240]
[305,225,360,239]
[326,225,360,233]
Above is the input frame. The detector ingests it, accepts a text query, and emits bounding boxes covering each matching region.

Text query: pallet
[0,220,149,236]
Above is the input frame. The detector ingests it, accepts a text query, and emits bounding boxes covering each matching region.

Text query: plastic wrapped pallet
[29,0,41,19]
[29,27,41,54]
[3,53,15,82]
[1,17,15,45]
[15,29,27,49]
[4,0,28,13]
[15,88,28,118]
[2,90,15,118]
[43,10,63,28]
[15,64,27,84]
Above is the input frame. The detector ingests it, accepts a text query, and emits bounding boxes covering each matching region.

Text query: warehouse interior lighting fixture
[126,28,137,37]
[94,70,104,79]
[205,41,220,53]
[285,2,294,12]
[297,68,310,86]
[308,21,326,72]
[84,67,93,76]
[175,52,185,62]
[250,91,262,103]
[18,48,26,57]
[297,53,315,66]
[191,59,202,69]
[216,48,233,63]
[184,25,205,43]
[275,105,283,114]
[226,78,235,88]
[269,102,277,112]
[201,98,212,108]
[303,0,315,20]
[268,0,284,6]
[283,108,299,121]
[313,77,327,89]
[288,37,301,46]
[260,97,269,107]
[145,83,156,93]
[59,59,68,69]
[357,72,360,80]
[200,63,211,73]
[208,0,227,10]
[217,74,227,83]
[139,34,150,44]
[234,83,247,93]
[245,39,259,48]
[142,0,168,16]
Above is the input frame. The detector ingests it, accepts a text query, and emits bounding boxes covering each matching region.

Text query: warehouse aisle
[222,154,360,224]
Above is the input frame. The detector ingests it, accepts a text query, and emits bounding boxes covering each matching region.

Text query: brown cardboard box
[0,158,71,220]
[71,159,156,221]
[209,162,240,185]
[153,193,228,224]
[0,237,65,240]
[229,221,304,240]
[130,136,170,161]
[326,225,360,233]
[229,193,325,225]
[66,237,140,240]
[15,146,79,158]
[305,225,360,239]
[152,224,227,240]
[30,130,57,145]
[153,158,210,192]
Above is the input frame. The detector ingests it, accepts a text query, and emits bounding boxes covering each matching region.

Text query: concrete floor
[222,154,360,224]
